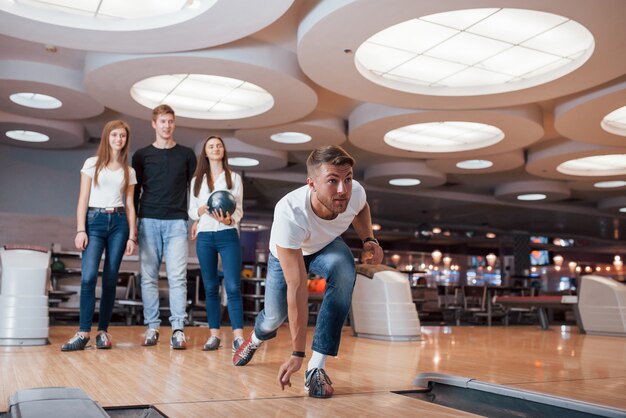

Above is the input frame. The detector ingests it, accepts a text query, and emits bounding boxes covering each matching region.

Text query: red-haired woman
[62,120,137,351]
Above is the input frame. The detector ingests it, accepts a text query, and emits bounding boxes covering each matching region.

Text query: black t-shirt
[132,144,197,220]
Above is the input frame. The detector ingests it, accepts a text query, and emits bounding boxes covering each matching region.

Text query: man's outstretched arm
[276,245,309,389]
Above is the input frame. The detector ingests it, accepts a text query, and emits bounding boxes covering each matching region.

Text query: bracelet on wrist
[128,238,137,244]
[291,351,306,358]
[76,230,86,234]
[362,236,378,245]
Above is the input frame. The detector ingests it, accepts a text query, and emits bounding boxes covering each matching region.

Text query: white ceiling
[1,0,626,251]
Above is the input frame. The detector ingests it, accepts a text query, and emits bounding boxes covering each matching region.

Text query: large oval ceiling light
[384,121,503,153]
[270,132,312,144]
[228,157,259,167]
[131,74,274,120]
[557,154,626,177]
[601,106,626,137]
[355,8,594,96]
[5,0,213,30]
[456,159,494,170]
[9,92,62,109]
[6,130,49,142]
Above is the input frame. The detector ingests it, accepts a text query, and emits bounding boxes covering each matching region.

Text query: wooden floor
[1,324,626,417]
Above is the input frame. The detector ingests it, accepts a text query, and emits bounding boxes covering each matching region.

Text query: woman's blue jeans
[253,237,356,356]
[196,229,244,330]
[79,209,129,332]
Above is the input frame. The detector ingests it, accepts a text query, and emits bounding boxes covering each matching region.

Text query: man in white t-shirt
[233,145,383,398]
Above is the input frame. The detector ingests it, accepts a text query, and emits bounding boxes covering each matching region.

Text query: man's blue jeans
[138,218,188,330]
[80,209,129,332]
[196,228,244,330]
[254,237,356,356]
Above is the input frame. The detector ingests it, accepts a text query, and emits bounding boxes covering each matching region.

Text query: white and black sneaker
[170,330,187,350]
[203,335,220,351]
[142,328,159,346]
[232,337,245,353]
[304,368,334,398]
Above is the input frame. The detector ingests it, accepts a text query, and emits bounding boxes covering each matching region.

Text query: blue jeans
[254,237,356,356]
[80,209,129,332]
[196,229,243,330]
[138,218,188,330]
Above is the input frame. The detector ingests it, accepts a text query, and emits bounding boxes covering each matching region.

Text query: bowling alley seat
[350,264,421,341]
[577,275,626,336]
[0,244,51,346]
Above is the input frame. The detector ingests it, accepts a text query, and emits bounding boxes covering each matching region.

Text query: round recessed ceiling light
[385,121,503,153]
[620,207,626,213]
[517,193,547,201]
[456,159,494,170]
[3,0,214,30]
[6,129,49,142]
[389,178,421,186]
[9,92,62,109]
[270,131,312,144]
[594,180,626,189]
[485,232,497,239]
[131,74,274,120]
[601,105,626,137]
[228,157,259,167]
[355,8,594,96]
[557,154,626,177]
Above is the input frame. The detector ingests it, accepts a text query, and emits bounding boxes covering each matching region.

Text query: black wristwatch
[362,237,379,245]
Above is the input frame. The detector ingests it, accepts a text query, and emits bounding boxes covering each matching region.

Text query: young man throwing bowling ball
[233,145,383,398]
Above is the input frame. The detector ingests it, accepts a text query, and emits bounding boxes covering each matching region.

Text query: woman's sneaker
[232,337,245,353]
[96,332,112,349]
[304,368,334,398]
[61,333,90,351]
[203,336,221,351]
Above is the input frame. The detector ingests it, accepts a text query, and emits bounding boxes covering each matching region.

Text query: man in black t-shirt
[132,104,196,349]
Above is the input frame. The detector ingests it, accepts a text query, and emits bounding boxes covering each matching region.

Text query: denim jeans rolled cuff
[138,218,189,330]
[197,229,244,330]
[254,237,356,355]
[79,210,129,332]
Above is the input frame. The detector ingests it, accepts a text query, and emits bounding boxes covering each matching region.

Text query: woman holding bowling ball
[189,135,245,352]
[61,120,137,351]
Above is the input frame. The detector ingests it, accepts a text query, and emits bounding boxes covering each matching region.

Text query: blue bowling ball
[207,190,237,216]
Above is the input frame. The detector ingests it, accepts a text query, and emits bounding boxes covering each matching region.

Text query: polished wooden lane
[1,325,625,416]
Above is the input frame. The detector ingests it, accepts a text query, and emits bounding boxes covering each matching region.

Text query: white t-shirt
[188,171,243,233]
[269,180,367,258]
[81,156,137,208]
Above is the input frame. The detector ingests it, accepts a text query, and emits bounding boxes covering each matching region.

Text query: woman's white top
[81,156,137,208]
[188,171,243,232]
